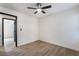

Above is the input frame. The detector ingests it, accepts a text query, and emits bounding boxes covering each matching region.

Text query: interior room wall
[0,6,39,46]
[39,6,79,51]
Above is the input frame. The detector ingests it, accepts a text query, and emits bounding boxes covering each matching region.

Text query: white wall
[39,6,79,51]
[0,6,39,46]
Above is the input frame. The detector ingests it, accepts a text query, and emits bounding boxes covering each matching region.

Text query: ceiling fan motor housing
[37,3,41,8]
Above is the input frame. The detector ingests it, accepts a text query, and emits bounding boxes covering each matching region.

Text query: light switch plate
[20,28,22,31]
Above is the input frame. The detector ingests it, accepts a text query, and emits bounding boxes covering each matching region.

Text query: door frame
[0,12,17,47]
[2,18,17,47]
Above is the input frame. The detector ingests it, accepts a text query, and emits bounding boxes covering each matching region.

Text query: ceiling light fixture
[37,8,42,12]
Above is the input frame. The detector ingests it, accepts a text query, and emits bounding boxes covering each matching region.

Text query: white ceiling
[0,3,79,18]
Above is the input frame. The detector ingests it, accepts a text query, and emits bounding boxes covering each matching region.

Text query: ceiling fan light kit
[37,9,42,12]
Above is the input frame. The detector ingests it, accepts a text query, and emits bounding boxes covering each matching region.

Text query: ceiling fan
[27,3,52,14]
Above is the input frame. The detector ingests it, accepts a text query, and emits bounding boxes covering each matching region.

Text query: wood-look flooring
[0,40,79,56]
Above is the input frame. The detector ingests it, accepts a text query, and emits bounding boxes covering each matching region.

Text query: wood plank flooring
[0,40,79,56]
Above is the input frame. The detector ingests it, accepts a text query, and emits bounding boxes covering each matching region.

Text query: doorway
[2,18,17,48]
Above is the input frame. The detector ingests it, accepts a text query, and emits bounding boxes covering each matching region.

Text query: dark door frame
[0,12,17,47]
[2,18,16,47]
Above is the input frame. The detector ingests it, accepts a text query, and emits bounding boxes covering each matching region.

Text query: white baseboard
[17,39,79,51]
[41,40,79,52]
[18,40,38,46]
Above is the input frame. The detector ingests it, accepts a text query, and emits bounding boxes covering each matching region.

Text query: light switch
[20,28,22,31]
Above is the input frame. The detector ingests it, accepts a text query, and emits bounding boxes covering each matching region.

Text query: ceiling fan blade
[42,5,51,9]
[34,11,38,14]
[27,7,36,9]
[41,10,46,14]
